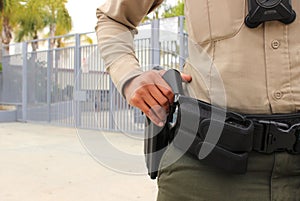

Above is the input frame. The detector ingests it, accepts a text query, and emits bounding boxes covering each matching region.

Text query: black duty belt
[144,69,300,179]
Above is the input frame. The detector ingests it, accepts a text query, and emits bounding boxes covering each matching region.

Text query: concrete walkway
[0,123,157,201]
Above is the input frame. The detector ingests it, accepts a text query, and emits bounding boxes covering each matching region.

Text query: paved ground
[0,123,157,201]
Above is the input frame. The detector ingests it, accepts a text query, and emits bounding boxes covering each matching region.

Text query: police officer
[96,0,300,200]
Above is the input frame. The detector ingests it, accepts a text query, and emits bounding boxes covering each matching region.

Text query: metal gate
[0,17,188,133]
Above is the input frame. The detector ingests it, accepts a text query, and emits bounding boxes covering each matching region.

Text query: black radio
[245,0,296,28]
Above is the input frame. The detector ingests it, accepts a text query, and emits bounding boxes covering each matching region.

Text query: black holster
[144,69,183,179]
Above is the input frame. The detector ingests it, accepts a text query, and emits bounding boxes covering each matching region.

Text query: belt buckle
[258,120,297,154]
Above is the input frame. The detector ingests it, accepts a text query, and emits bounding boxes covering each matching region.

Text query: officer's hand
[124,70,192,127]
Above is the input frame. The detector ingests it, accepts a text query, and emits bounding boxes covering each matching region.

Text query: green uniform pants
[157,145,300,201]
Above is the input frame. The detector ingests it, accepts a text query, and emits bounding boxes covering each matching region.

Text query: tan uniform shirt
[96,0,300,114]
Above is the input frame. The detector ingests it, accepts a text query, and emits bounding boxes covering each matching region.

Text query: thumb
[181,73,192,83]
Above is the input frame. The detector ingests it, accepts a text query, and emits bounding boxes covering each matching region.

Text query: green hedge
[0,63,2,72]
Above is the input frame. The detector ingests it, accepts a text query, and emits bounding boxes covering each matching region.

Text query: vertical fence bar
[22,42,28,122]
[47,39,52,122]
[151,19,160,67]
[74,34,81,127]
[109,78,115,130]
[179,16,185,71]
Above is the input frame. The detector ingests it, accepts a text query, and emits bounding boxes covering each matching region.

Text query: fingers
[131,85,169,126]
[139,102,165,127]
[148,106,167,127]
[143,91,168,123]
[148,85,172,112]
[155,83,174,104]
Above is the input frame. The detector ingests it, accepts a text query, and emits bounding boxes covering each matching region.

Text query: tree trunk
[2,17,12,53]
[31,32,39,51]
[49,23,56,49]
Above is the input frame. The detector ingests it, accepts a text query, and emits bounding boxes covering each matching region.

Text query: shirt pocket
[185,0,246,44]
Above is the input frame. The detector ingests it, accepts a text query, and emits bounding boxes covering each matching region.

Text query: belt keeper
[291,131,300,154]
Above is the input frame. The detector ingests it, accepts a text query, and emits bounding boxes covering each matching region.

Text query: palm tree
[0,0,21,52]
[45,0,72,48]
[162,0,184,18]
[15,0,72,50]
[15,0,50,51]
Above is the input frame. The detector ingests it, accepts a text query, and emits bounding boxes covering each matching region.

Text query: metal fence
[0,16,188,133]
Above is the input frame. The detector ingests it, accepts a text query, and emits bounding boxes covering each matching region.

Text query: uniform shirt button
[271,40,280,49]
[274,90,283,100]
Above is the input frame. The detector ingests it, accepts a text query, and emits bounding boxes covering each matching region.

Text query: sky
[66,0,178,34]
[66,0,105,33]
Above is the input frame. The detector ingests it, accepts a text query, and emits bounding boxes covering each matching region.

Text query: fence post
[0,44,4,101]
[22,42,28,122]
[47,39,52,122]
[151,19,160,67]
[179,16,185,71]
[74,34,81,127]
[108,78,115,130]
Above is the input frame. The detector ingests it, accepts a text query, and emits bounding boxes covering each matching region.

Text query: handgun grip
[162,69,184,95]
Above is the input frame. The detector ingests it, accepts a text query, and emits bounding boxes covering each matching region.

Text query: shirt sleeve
[95,0,164,96]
